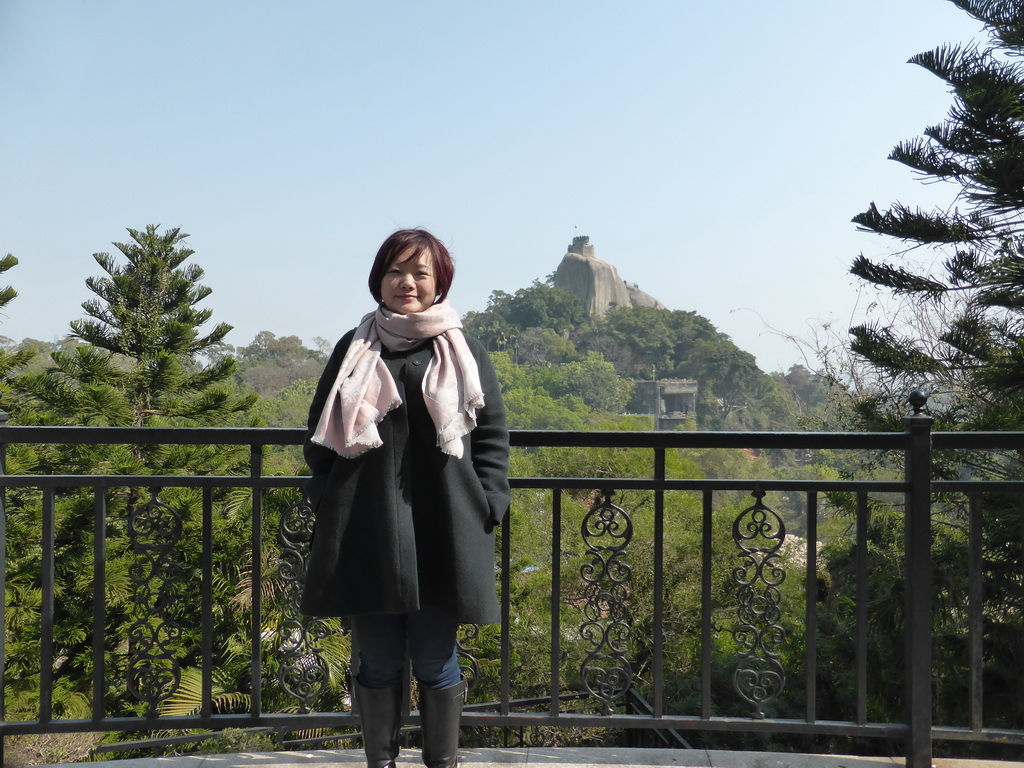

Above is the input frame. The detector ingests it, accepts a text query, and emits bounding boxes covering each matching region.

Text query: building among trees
[633,377,698,430]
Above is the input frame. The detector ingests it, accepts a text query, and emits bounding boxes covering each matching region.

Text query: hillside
[462,273,827,431]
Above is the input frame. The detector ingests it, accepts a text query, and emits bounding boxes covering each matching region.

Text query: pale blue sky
[0,1,986,372]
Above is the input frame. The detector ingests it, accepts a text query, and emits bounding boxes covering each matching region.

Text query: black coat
[299,329,510,624]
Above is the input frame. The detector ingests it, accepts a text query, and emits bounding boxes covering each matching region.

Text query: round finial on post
[908,390,928,415]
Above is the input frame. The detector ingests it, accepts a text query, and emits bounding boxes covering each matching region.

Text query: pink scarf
[310,300,484,459]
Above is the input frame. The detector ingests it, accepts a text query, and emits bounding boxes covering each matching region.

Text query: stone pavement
[52,747,1024,768]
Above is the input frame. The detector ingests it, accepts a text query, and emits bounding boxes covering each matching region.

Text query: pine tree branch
[852,201,989,244]
[850,255,949,296]
[849,323,947,376]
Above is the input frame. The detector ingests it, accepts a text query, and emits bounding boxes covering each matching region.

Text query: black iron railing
[0,399,1022,768]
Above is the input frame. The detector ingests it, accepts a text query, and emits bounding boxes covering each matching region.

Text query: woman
[301,228,510,768]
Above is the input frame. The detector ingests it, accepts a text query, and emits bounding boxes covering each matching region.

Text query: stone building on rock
[553,235,665,317]
[553,235,695,430]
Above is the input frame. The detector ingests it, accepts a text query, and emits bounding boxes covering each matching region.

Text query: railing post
[903,391,933,768]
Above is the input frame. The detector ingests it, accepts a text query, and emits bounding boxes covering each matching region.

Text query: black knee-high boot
[418,679,466,768]
[355,680,402,768]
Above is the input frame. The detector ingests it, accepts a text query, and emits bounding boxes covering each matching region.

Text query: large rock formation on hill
[553,236,665,317]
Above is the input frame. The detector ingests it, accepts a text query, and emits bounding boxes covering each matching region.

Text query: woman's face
[380,247,438,314]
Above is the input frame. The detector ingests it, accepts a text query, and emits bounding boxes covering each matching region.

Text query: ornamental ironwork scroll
[126,490,185,714]
[456,624,481,695]
[731,489,787,718]
[277,492,330,712]
[579,491,634,715]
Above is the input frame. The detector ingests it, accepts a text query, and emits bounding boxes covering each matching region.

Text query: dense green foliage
[0,230,348,757]
[465,279,829,430]
[0,255,33,384]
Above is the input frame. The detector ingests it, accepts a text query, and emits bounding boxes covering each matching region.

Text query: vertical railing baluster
[968,492,983,731]
[579,490,633,715]
[126,490,184,714]
[903,391,934,768]
[805,491,818,724]
[40,487,55,724]
[731,489,787,718]
[856,491,868,726]
[653,448,665,719]
[550,490,561,717]
[250,444,263,718]
[278,490,328,712]
[201,487,214,718]
[455,625,480,694]
[91,487,106,721]
[278,490,329,712]
[700,489,713,720]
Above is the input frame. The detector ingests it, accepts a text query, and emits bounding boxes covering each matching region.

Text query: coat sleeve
[303,330,355,507]
[467,336,511,528]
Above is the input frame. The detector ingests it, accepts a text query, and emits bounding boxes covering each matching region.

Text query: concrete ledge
[51,748,1024,768]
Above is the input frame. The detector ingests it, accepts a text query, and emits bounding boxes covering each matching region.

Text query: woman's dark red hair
[368,228,455,305]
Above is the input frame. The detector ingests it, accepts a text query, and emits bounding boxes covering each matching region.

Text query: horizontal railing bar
[0,712,907,738]
[463,693,589,711]
[933,481,1024,492]
[511,431,907,450]
[282,734,361,750]
[0,476,308,489]
[0,475,906,493]
[91,728,275,753]
[462,713,906,737]
[510,478,906,492]
[0,714,356,734]
[932,432,1024,450]
[931,726,1024,744]
[0,426,1017,452]
[0,426,907,451]
[0,426,305,445]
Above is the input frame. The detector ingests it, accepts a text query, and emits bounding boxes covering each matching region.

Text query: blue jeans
[352,607,461,690]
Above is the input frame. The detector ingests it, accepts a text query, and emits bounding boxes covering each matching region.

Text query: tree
[16,225,255,428]
[505,280,586,334]
[464,282,586,351]
[576,305,678,376]
[0,254,35,392]
[532,352,634,414]
[849,0,1024,430]
[577,306,793,429]
[775,364,830,414]
[462,294,515,351]
[0,253,18,316]
[235,331,323,396]
[836,0,1024,735]
[514,327,577,365]
[2,227,269,730]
